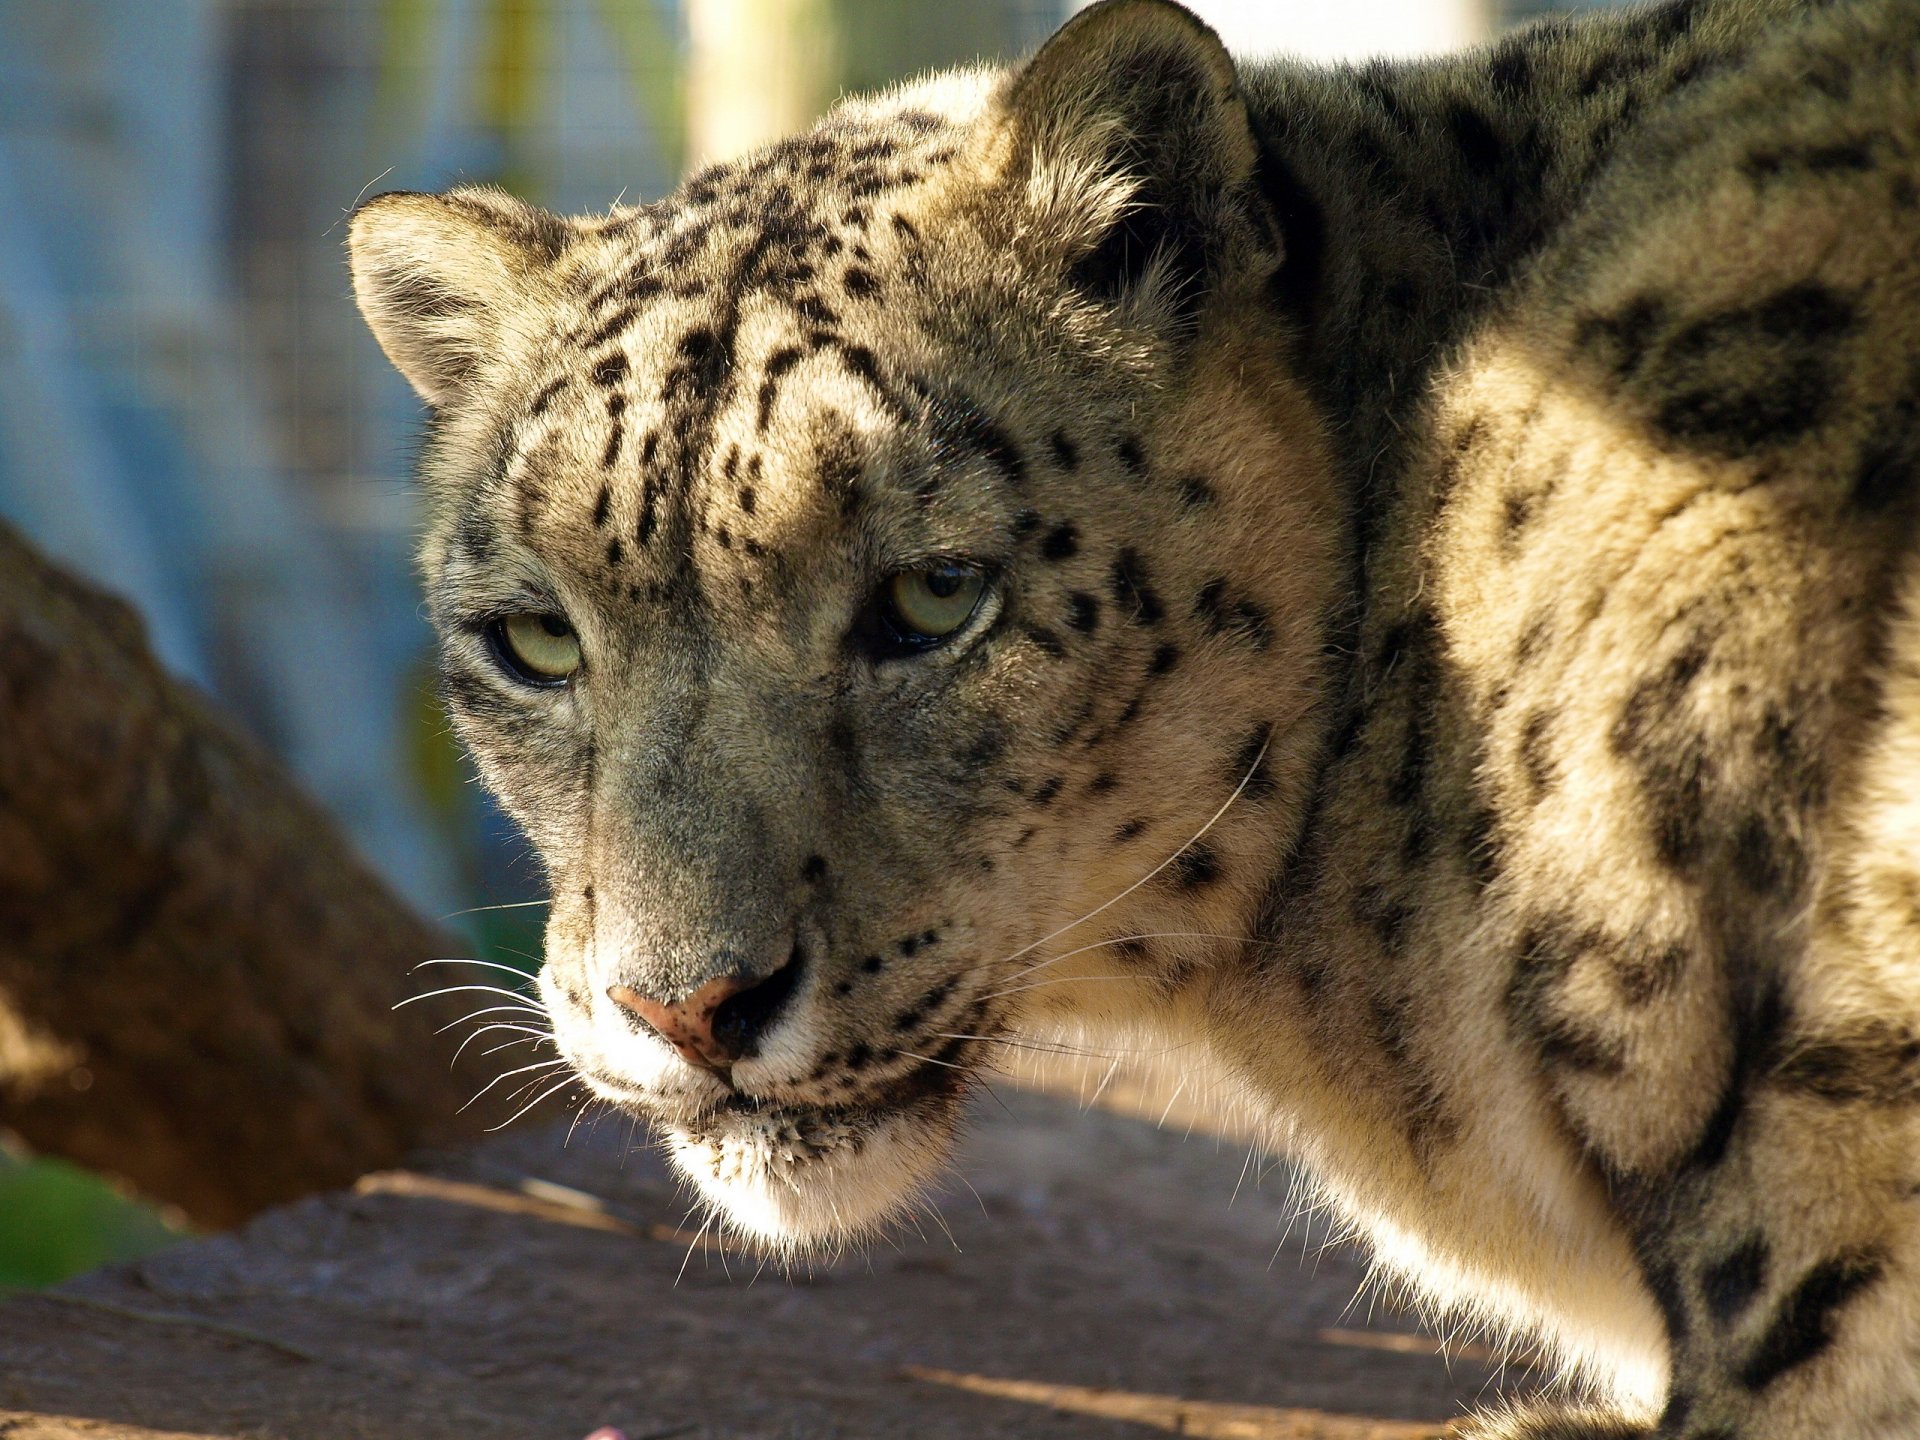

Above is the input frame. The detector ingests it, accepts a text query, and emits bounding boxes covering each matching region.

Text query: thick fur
[349,0,1920,1433]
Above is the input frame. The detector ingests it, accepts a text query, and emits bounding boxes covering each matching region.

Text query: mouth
[597,1036,983,1251]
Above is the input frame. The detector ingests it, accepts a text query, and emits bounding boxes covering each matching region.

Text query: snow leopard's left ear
[348,186,571,408]
[995,0,1271,321]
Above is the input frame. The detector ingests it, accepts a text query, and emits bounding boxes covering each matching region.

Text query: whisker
[995,928,1270,991]
[676,1212,717,1287]
[478,1031,557,1058]
[437,899,550,921]
[436,1003,547,1036]
[976,973,1154,1004]
[458,1057,572,1113]
[892,1048,971,1072]
[934,1032,1107,1059]
[395,983,540,1011]
[983,733,1273,975]
[450,1020,552,1066]
[485,1073,578,1132]
[411,957,543,981]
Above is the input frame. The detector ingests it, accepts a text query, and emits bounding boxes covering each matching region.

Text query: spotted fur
[351,0,1920,1432]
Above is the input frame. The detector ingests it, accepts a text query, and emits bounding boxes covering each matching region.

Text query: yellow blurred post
[684,0,841,168]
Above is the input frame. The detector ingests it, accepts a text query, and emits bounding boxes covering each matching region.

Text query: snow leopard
[348,0,1920,1432]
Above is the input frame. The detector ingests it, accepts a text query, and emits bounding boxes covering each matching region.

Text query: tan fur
[350,0,1920,1432]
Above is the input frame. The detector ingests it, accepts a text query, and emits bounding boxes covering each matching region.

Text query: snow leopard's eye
[488,612,582,685]
[888,565,987,641]
[849,562,993,661]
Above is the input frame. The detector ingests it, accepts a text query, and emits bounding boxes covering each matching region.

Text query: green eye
[491,613,582,684]
[887,565,987,644]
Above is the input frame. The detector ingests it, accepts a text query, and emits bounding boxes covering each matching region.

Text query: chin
[661,1088,971,1253]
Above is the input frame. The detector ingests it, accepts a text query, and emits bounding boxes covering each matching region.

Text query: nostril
[710,942,805,1062]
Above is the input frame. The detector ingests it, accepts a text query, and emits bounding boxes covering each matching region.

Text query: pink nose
[607,974,758,1072]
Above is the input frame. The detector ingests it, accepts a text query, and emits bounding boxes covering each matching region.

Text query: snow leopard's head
[350,0,1336,1249]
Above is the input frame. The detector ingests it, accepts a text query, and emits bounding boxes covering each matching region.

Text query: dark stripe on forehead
[577,303,639,351]
[908,379,1026,488]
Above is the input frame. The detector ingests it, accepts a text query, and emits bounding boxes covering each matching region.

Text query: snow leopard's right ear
[992,0,1268,326]
[348,187,571,408]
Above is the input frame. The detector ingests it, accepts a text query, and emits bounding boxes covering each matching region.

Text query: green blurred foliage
[0,1147,183,1288]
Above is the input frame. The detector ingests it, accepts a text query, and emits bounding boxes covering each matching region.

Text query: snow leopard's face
[350,0,1338,1249]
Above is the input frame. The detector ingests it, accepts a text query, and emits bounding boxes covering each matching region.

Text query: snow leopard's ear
[348,186,571,407]
[995,0,1269,323]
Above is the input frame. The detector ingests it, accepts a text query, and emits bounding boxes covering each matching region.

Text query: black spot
[1352,883,1412,951]
[1066,593,1100,633]
[1615,942,1686,1008]
[1733,813,1800,894]
[836,344,899,418]
[1487,36,1533,99]
[1110,550,1165,624]
[1031,776,1063,806]
[1739,1251,1884,1390]
[591,352,628,388]
[529,377,568,416]
[1611,633,1715,870]
[1041,523,1079,561]
[636,479,659,547]
[1177,475,1215,508]
[1701,1234,1770,1328]
[1115,818,1148,843]
[605,537,624,566]
[802,855,828,883]
[1506,922,1626,1074]
[1024,626,1066,658]
[1171,843,1220,890]
[1460,806,1503,890]
[1194,577,1271,650]
[1575,294,1668,378]
[601,423,624,469]
[1050,430,1078,470]
[1743,140,1875,182]
[1652,285,1859,455]
[1773,1019,1920,1105]
[756,346,804,430]
[1502,490,1534,538]
[1090,772,1117,794]
[1658,1389,1695,1435]
[1149,643,1180,675]
[1445,101,1503,171]
[1117,436,1147,477]
[1644,1258,1691,1347]
[664,328,731,402]
[591,485,612,529]
[1518,707,1557,797]
[844,265,880,298]
[579,303,638,351]
[846,1043,873,1071]
[1514,614,1552,667]
[1687,978,1785,1171]
[1851,389,1919,512]
[739,487,757,515]
[860,955,884,974]
[897,934,919,956]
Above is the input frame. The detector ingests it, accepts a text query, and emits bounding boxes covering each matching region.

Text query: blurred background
[0,0,1616,1285]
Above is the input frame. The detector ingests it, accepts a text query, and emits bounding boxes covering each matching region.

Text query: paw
[1456,1402,1650,1440]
